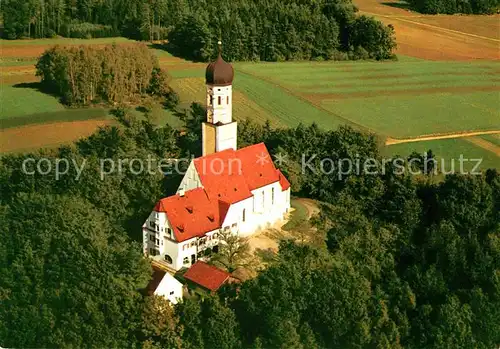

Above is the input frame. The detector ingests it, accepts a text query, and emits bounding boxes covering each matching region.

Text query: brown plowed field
[0,119,111,153]
[353,0,500,60]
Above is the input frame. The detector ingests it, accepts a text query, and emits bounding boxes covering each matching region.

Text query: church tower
[202,41,236,156]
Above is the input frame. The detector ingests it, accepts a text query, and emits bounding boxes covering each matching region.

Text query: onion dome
[205,41,234,86]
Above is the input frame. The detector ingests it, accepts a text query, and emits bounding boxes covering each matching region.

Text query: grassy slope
[1,85,65,119]
[1,38,498,169]
[385,138,500,170]
[238,60,499,138]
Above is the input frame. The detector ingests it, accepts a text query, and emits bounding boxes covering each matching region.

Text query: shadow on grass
[0,108,110,130]
[381,1,413,11]
[12,81,64,102]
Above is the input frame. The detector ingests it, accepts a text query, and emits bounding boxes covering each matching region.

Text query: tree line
[36,44,174,106]
[0,106,498,348]
[407,0,499,14]
[1,0,397,61]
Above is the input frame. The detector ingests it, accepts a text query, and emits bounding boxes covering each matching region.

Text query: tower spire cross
[217,40,222,56]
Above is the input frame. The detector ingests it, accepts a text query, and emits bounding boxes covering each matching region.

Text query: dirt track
[353,0,500,60]
[0,119,111,153]
[464,137,500,156]
[386,130,500,145]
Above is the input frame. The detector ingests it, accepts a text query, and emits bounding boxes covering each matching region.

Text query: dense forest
[1,0,397,61]
[36,44,174,106]
[407,0,499,14]
[0,106,498,348]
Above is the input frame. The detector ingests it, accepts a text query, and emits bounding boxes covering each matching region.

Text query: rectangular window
[218,96,221,105]
[272,187,275,205]
[167,228,172,237]
[227,96,229,104]
[232,223,237,228]
[149,235,155,242]
[155,238,159,246]
[169,291,174,295]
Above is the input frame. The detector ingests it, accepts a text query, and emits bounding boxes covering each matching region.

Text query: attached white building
[142,42,291,271]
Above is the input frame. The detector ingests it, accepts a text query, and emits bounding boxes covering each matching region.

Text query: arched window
[242,209,246,222]
[218,96,221,105]
[165,255,173,264]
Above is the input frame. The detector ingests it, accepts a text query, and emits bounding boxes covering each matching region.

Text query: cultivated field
[353,0,500,60]
[1,25,499,168]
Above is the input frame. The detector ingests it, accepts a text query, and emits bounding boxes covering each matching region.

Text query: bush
[36,44,172,106]
[62,22,118,39]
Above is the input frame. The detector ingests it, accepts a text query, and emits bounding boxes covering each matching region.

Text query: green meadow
[1,38,498,168]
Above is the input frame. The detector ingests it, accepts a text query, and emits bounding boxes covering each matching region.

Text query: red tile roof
[237,143,280,190]
[183,261,230,291]
[145,266,166,295]
[152,143,289,241]
[154,188,229,242]
[277,169,291,191]
[194,149,253,204]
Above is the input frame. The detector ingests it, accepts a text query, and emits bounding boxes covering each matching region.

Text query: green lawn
[1,85,65,119]
[480,134,500,147]
[2,40,498,168]
[385,138,500,171]
[0,108,110,129]
[282,199,309,232]
[236,60,499,138]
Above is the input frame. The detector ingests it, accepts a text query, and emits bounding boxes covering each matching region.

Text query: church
[142,42,291,271]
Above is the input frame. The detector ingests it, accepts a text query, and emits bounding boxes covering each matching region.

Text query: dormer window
[207,214,215,222]
[186,206,193,213]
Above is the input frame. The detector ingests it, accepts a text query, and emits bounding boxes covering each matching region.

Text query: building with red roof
[142,42,290,271]
[183,261,232,292]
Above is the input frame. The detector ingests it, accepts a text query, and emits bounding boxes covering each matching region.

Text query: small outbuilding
[146,267,183,305]
[183,261,232,293]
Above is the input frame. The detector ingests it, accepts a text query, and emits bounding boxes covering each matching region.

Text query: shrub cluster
[36,44,172,106]
[62,22,119,39]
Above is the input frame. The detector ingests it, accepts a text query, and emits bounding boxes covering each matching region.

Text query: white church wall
[177,161,202,194]
[215,122,237,152]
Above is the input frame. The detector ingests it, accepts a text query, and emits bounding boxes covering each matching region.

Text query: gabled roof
[194,149,253,204]
[145,266,166,295]
[237,143,281,190]
[183,261,230,291]
[277,169,291,191]
[154,188,229,242]
[152,143,289,241]
[194,143,281,203]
